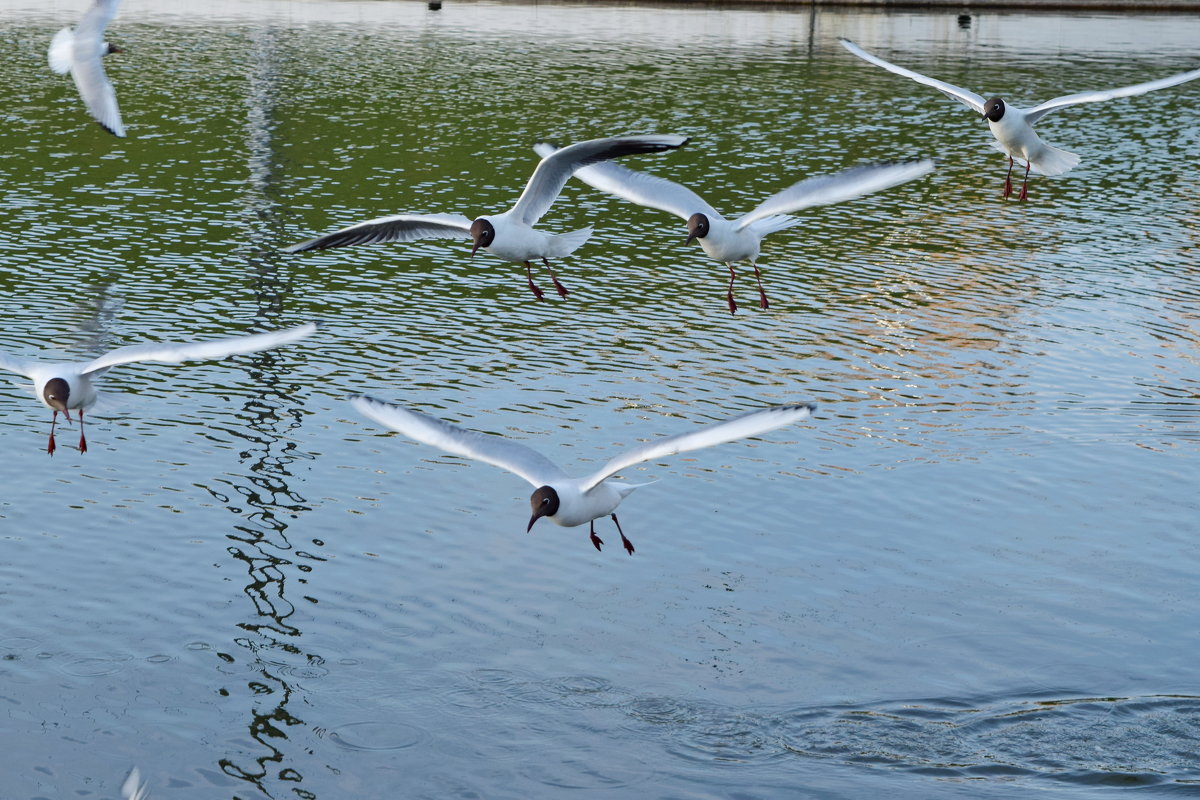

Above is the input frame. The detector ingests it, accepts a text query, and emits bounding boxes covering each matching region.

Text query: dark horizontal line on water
[582,0,1200,11]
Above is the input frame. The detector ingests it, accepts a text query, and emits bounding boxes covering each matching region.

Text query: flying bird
[535,142,933,312]
[351,395,815,555]
[284,134,689,301]
[839,38,1200,200]
[48,0,126,137]
[0,322,320,454]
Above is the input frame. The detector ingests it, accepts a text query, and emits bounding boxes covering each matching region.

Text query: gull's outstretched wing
[580,403,815,492]
[0,352,38,379]
[1025,66,1200,125]
[735,159,935,231]
[283,213,473,253]
[71,0,125,136]
[534,141,720,222]
[510,134,689,226]
[839,39,986,114]
[351,395,569,488]
[80,321,320,375]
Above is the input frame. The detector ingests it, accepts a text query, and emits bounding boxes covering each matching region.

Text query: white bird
[535,141,933,312]
[121,767,148,800]
[839,39,1200,201]
[0,322,320,455]
[284,134,689,301]
[351,395,815,555]
[48,0,126,137]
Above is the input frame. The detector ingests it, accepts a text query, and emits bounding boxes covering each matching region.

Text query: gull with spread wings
[352,395,815,555]
[0,322,320,454]
[840,39,1200,200]
[284,135,689,301]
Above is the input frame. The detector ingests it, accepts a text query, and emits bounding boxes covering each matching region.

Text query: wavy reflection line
[199,25,327,800]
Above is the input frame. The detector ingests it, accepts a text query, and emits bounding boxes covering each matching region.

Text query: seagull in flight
[284,134,689,301]
[351,395,815,555]
[535,141,933,312]
[0,322,320,455]
[839,39,1200,201]
[49,0,126,137]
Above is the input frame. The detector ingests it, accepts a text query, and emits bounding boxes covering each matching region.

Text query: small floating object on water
[282,135,689,302]
[839,38,1200,201]
[536,141,932,313]
[48,0,127,137]
[0,322,321,455]
[351,395,815,555]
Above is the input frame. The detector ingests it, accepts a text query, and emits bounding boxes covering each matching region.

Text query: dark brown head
[469,218,495,256]
[982,97,1005,123]
[527,485,559,532]
[685,213,710,245]
[105,43,124,55]
[43,378,70,413]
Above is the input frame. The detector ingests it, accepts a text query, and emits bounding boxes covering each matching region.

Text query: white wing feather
[0,352,38,379]
[1025,66,1200,125]
[80,322,320,375]
[351,396,568,487]
[121,767,149,800]
[839,39,986,114]
[534,141,720,222]
[736,160,935,231]
[510,134,689,226]
[580,403,815,492]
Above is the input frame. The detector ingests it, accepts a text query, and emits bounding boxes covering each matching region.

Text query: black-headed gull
[839,39,1200,201]
[351,395,815,555]
[0,322,320,455]
[48,0,126,137]
[535,141,933,312]
[284,134,689,301]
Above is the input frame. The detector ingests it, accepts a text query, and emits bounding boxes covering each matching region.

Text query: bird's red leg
[47,410,58,455]
[524,261,545,301]
[611,514,635,555]
[1018,161,1031,202]
[1003,156,1014,199]
[752,263,769,309]
[589,521,604,552]
[725,264,739,314]
[542,258,569,298]
[78,408,88,454]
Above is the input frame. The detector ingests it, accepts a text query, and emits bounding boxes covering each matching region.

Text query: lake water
[1,1,1199,797]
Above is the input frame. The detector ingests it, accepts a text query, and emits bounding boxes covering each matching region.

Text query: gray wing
[351,396,569,488]
[283,213,472,253]
[510,134,689,226]
[1025,66,1200,125]
[71,0,125,137]
[839,39,986,114]
[580,403,816,492]
[736,159,936,231]
[80,321,320,375]
[0,352,38,379]
[533,141,719,222]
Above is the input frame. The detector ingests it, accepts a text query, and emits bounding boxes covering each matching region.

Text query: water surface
[1,2,1198,797]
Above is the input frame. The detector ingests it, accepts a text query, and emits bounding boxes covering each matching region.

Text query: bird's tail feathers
[48,28,74,74]
[548,226,593,258]
[992,141,1080,177]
